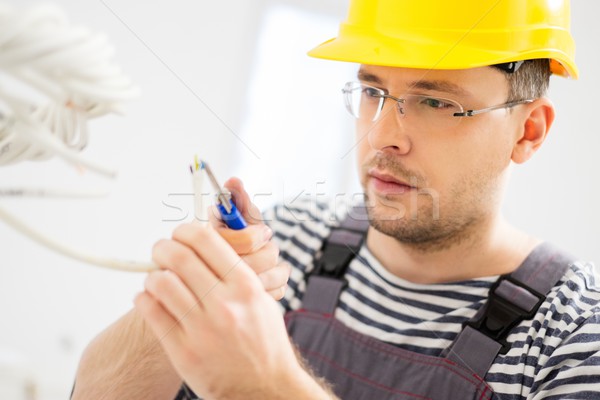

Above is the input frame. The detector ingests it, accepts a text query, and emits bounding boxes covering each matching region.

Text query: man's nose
[366,100,412,155]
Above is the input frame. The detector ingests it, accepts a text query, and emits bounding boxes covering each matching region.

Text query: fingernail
[263,226,273,241]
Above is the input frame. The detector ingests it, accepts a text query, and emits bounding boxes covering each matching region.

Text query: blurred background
[0,0,598,398]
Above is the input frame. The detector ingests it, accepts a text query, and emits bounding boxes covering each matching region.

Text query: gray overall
[284,205,573,400]
[170,206,572,400]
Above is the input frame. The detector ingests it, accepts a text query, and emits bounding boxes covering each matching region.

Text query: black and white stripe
[176,199,600,399]
[266,198,600,399]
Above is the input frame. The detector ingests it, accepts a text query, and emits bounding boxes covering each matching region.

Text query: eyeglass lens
[343,82,465,129]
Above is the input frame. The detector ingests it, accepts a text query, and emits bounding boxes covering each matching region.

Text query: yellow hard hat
[308,0,578,79]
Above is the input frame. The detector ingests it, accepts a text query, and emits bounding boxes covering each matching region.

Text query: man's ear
[511,98,555,164]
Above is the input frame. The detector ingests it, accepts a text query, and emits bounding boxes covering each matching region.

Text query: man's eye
[363,87,381,98]
[422,97,451,109]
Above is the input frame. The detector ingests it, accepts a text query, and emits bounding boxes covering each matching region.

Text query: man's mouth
[368,169,417,195]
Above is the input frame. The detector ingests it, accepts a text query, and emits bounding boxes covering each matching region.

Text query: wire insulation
[0,5,157,273]
[0,4,138,175]
[0,205,158,272]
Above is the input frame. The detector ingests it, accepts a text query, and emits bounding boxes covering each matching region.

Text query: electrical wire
[0,204,158,272]
[0,186,109,198]
[0,4,159,273]
[0,4,139,175]
[190,156,209,226]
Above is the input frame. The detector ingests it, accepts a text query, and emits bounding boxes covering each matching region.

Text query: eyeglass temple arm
[453,99,534,117]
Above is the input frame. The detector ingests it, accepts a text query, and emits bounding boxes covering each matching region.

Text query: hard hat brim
[308,33,579,79]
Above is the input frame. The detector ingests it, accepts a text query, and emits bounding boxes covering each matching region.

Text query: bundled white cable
[0,3,139,176]
[0,4,159,272]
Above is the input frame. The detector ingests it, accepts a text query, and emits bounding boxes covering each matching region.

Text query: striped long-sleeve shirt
[264,198,600,399]
[176,198,600,399]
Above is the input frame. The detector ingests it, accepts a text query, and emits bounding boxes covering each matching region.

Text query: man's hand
[71,178,303,399]
[209,177,290,301]
[132,178,333,398]
[134,223,313,398]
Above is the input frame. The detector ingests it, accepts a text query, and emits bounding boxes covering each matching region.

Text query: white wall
[0,1,598,398]
[503,2,600,262]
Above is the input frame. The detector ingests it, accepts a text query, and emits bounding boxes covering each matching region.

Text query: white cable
[192,167,209,226]
[0,187,109,198]
[0,4,158,273]
[0,204,158,272]
[0,4,139,173]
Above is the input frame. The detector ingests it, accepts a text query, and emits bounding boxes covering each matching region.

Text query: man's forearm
[71,309,181,400]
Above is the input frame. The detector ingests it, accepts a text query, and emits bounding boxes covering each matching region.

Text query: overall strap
[446,243,575,377]
[301,204,369,314]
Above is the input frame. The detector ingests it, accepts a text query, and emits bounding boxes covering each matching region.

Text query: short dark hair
[502,59,551,102]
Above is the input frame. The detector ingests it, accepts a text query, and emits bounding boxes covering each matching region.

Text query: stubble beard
[364,188,481,253]
[361,155,497,253]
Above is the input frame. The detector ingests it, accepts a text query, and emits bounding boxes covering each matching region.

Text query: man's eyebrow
[357,70,382,84]
[357,69,470,97]
[407,80,470,97]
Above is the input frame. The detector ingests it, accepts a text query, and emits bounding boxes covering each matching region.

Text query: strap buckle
[314,241,362,279]
[464,274,546,354]
[313,228,365,279]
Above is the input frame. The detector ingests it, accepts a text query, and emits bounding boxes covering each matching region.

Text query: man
[73,0,600,399]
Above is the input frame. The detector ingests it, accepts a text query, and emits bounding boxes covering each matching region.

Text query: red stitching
[523,253,558,286]
[478,385,492,400]
[287,311,493,394]
[505,253,557,301]
[300,346,432,399]
[292,313,469,371]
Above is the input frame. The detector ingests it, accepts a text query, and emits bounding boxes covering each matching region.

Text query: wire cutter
[201,160,248,230]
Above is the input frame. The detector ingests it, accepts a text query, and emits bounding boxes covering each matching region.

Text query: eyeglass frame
[342,81,534,121]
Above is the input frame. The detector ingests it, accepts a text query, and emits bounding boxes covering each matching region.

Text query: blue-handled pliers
[201,161,248,230]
